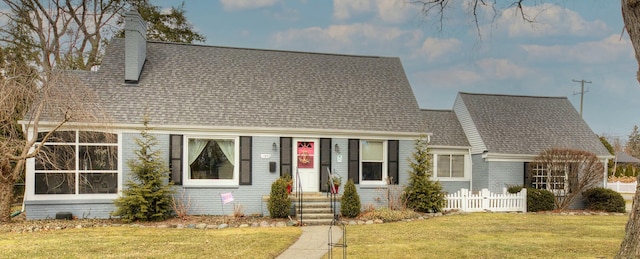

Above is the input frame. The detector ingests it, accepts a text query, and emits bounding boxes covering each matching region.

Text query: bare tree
[530,148,604,210]
[0,69,101,222]
[0,0,125,71]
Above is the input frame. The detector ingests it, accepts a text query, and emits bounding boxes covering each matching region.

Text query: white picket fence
[444,188,527,212]
[607,181,637,193]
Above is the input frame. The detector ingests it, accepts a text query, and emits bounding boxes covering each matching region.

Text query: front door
[293,139,319,192]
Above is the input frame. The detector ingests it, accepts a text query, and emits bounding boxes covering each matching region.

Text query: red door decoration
[297,142,314,168]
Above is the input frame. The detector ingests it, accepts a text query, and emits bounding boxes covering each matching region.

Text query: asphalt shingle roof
[458,92,610,156]
[78,39,424,133]
[422,109,469,147]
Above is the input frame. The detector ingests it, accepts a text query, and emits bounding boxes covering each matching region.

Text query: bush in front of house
[526,188,555,212]
[582,187,626,213]
[506,185,524,194]
[403,135,446,213]
[341,179,361,218]
[268,177,291,218]
[113,120,174,222]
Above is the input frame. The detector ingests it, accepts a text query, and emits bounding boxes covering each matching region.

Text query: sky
[157,0,639,142]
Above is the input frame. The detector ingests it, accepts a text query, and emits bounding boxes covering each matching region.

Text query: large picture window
[185,137,239,186]
[360,140,386,182]
[34,131,118,195]
[436,154,465,178]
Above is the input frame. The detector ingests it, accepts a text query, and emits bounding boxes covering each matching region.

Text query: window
[360,140,386,183]
[35,131,118,195]
[436,154,465,178]
[528,163,567,196]
[185,137,239,186]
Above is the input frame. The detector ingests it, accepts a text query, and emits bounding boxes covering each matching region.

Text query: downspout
[469,150,473,191]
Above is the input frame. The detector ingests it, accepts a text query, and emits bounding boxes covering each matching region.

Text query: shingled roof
[455,92,610,156]
[75,39,424,134]
[422,109,469,147]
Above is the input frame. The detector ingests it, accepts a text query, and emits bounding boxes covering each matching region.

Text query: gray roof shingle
[422,109,469,147]
[78,39,424,133]
[458,92,610,156]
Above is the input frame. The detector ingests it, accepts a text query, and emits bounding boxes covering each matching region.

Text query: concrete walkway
[277,225,343,259]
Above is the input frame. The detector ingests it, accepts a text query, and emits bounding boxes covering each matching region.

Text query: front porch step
[291,194,340,225]
[298,219,335,226]
[263,193,341,225]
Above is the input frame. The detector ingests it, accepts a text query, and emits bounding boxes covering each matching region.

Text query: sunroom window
[361,140,386,182]
[34,131,118,195]
[186,138,237,183]
[528,163,567,196]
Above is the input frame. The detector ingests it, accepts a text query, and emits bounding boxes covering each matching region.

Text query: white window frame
[182,135,240,187]
[529,163,568,196]
[359,139,387,186]
[432,152,470,181]
[28,130,120,201]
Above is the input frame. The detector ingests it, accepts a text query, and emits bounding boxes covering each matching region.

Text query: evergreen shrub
[113,120,174,222]
[403,135,446,213]
[268,177,291,218]
[582,187,626,213]
[340,179,361,217]
[526,188,555,212]
[507,185,524,194]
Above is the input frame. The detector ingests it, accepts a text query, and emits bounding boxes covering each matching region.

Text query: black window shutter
[320,138,332,192]
[524,162,532,187]
[239,136,252,185]
[280,137,292,178]
[169,134,183,185]
[388,140,399,185]
[348,139,360,184]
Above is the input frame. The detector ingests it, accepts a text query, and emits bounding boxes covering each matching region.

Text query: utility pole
[572,79,591,117]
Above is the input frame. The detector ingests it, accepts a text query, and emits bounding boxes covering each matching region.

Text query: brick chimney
[124,11,146,83]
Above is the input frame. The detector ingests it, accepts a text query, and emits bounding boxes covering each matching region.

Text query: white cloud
[413,37,462,62]
[494,3,608,38]
[414,58,531,89]
[476,58,529,80]
[333,0,416,23]
[220,0,279,11]
[521,34,633,64]
[270,23,420,55]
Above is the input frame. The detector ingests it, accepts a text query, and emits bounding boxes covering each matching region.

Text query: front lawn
[329,213,627,258]
[0,226,301,259]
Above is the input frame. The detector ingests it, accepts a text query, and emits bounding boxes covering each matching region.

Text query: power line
[572,79,591,117]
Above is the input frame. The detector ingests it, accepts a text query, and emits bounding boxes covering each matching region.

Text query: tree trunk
[617,2,640,257]
[0,177,15,223]
[622,0,640,84]
[616,179,640,258]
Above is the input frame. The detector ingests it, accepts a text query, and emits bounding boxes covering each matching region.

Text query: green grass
[328,213,627,258]
[0,226,301,259]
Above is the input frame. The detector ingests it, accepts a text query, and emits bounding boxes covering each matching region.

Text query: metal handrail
[295,167,302,226]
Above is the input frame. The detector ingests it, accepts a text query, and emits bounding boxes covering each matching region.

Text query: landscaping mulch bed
[1,209,626,234]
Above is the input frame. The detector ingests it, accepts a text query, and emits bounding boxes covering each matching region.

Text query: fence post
[481,189,490,211]
[461,188,468,212]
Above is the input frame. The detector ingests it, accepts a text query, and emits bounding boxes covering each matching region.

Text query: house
[449,92,613,198]
[22,11,426,219]
[613,151,640,177]
[21,12,612,219]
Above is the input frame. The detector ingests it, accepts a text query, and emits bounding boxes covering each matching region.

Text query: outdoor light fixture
[273,142,277,151]
[334,143,340,153]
